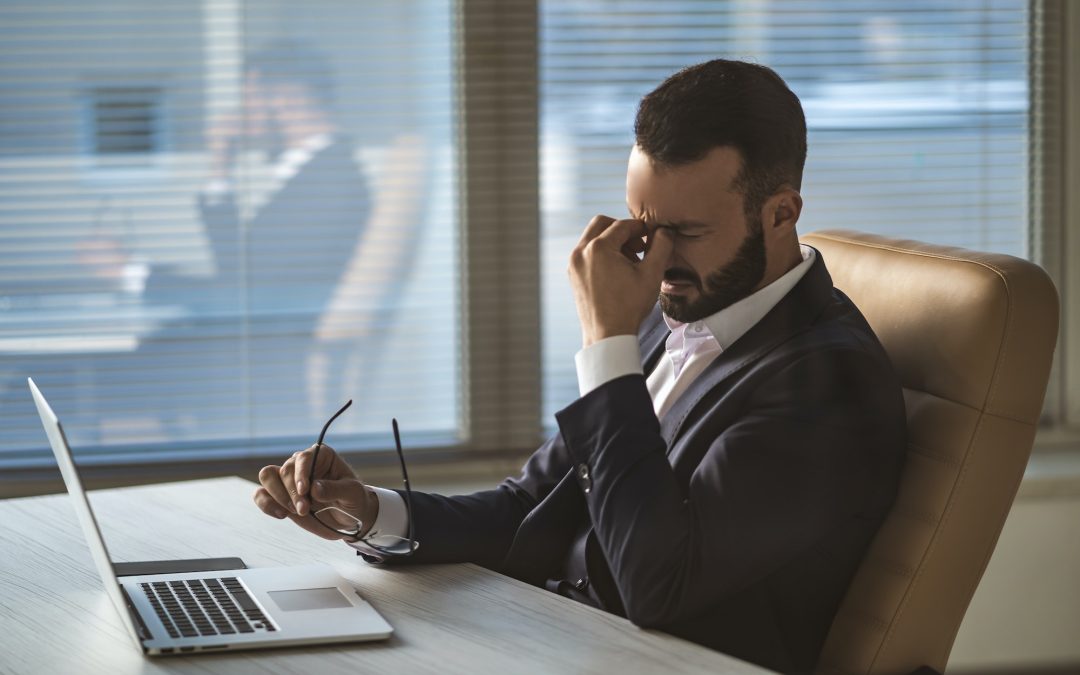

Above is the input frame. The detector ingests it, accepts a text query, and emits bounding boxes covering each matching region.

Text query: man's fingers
[576,214,616,248]
[292,445,317,497]
[593,218,649,249]
[311,477,366,508]
[253,483,347,541]
[620,234,647,261]
[252,487,288,519]
[257,464,295,514]
[254,462,358,542]
[278,456,306,515]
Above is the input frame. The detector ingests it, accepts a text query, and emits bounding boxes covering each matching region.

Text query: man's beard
[658,219,767,323]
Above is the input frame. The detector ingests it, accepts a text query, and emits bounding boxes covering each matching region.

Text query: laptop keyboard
[140,577,276,639]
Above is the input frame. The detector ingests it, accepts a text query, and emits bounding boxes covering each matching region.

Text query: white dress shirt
[203,132,335,204]
[351,245,817,555]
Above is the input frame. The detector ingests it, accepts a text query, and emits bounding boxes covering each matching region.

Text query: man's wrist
[582,324,640,348]
[575,334,643,396]
[358,487,380,538]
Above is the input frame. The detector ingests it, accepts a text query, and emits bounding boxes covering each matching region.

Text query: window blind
[539,0,1031,418]
[0,1,459,467]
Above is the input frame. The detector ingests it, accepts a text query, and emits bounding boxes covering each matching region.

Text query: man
[253,59,906,674]
[142,39,373,433]
[195,40,371,318]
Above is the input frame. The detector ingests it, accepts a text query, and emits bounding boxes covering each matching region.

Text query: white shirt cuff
[345,486,409,556]
[574,334,643,397]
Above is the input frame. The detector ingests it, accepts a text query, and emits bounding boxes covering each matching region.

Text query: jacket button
[576,463,592,493]
[574,577,589,591]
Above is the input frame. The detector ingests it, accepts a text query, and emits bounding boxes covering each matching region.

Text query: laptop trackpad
[268,588,352,612]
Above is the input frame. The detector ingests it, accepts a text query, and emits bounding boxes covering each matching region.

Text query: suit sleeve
[554,347,902,628]
[365,430,577,569]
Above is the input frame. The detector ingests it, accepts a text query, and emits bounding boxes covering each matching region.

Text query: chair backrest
[803,230,1059,675]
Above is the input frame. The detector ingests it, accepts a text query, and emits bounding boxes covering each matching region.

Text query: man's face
[625,145,767,323]
[242,72,272,139]
[242,72,289,154]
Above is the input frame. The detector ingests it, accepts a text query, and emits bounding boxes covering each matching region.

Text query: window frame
[1032,0,1080,450]
[1058,0,1080,435]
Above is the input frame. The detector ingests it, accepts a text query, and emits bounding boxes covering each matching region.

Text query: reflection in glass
[0,3,458,466]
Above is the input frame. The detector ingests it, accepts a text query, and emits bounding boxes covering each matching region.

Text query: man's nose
[649,228,684,265]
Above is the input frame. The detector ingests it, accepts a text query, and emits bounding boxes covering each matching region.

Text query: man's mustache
[663,268,700,286]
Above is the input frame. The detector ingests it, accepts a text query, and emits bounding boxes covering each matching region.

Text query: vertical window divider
[457,0,545,453]
[1031,0,1079,434]
[1059,0,1080,431]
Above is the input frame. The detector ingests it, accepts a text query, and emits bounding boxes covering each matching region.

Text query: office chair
[802,230,1060,675]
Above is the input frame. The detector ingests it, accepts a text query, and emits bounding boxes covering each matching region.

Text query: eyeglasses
[307,400,417,556]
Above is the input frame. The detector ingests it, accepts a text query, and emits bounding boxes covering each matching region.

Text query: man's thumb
[312,478,365,506]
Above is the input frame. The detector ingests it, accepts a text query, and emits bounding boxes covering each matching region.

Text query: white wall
[947,459,1080,672]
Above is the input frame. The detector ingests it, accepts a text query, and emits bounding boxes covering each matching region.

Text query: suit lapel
[659,250,835,448]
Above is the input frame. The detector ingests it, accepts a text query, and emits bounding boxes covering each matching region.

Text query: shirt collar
[663,244,816,351]
[273,132,334,181]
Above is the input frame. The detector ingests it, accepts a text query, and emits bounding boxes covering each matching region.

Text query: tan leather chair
[802,230,1060,675]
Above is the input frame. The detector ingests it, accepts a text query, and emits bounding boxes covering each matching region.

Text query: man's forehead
[626,145,744,224]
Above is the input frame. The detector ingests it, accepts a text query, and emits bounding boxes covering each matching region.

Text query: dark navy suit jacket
[378,251,906,674]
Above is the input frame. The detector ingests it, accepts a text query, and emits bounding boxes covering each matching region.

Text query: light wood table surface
[0,476,775,675]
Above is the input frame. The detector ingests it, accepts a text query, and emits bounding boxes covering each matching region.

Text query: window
[0,2,458,468]
[0,1,1072,476]
[89,86,164,156]
[539,0,1034,420]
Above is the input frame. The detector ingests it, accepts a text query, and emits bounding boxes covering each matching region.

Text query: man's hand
[568,216,674,347]
[253,444,378,541]
[205,110,245,179]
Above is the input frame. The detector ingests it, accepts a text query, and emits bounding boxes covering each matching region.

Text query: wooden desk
[0,477,774,675]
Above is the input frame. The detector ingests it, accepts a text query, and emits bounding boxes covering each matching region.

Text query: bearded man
[254,59,906,675]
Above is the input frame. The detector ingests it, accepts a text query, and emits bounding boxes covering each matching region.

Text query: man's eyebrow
[625,205,710,231]
[652,220,711,232]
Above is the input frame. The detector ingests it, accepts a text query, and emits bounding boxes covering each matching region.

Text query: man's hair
[246,38,336,112]
[634,59,807,218]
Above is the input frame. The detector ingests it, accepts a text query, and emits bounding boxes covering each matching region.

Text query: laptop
[28,377,393,656]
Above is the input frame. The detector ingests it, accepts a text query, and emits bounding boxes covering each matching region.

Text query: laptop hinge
[119,584,153,642]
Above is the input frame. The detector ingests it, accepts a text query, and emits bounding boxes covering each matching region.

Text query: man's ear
[763,187,803,238]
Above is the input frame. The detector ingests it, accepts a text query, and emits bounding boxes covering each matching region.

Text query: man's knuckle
[258,465,276,482]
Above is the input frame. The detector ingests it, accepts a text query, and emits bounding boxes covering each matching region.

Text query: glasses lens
[314,506,362,536]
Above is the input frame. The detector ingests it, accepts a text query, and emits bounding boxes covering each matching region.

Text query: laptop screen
[28,377,144,650]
